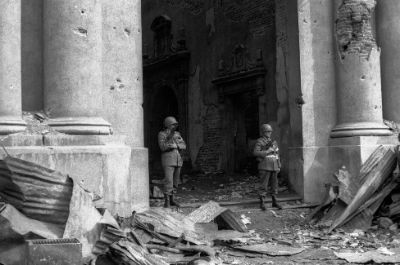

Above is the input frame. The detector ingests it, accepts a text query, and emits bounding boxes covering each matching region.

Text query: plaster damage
[336,0,376,59]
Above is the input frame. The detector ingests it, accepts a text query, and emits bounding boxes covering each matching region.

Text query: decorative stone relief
[212,44,266,102]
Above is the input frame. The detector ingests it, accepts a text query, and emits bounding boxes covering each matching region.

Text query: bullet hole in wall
[73,27,88,37]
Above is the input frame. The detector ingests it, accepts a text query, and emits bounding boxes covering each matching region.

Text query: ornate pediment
[212,45,266,101]
[144,15,188,68]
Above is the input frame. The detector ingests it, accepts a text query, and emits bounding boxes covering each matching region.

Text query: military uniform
[158,129,186,195]
[253,136,281,195]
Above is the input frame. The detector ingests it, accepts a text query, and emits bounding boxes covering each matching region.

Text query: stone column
[43,0,111,135]
[330,0,391,138]
[0,0,26,134]
[376,0,400,123]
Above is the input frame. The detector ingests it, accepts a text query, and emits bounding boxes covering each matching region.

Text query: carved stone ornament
[212,44,266,102]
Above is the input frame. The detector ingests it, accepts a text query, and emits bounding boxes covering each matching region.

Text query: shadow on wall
[21,0,43,111]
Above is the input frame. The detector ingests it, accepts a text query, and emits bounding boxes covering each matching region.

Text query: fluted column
[376,0,400,123]
[331,0,391,138]
[0,0,26,134]
[43,0,111,135]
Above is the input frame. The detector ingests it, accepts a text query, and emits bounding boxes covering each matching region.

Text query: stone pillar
[0,0,26,134]
[330,0,390,138]
[43,0,111,135]
[376,0,400,123]
[101,0,149,211]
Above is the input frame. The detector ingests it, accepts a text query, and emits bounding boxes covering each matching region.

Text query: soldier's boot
[259,195,267,211]
[169,194,181,207]
[163,194,170,208]
[271,195,283,209]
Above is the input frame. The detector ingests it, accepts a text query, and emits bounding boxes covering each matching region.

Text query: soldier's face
[263,129,272,138]
[168,123,178,131]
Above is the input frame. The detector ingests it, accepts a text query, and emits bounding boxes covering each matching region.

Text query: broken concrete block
[378,217,394,229]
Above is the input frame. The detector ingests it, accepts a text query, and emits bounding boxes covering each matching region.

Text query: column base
[0,134,149,216]
[330,122,392,138]
[0,117,26,135]
[48,117,112,135]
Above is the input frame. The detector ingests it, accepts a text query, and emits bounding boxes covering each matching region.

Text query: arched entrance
[143,14,190,179]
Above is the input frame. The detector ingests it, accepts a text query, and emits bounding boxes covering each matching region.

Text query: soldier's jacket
[253,137,281,172]
[158,129,186,167]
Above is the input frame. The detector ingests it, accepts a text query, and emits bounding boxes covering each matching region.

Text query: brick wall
[195,105,223,172]
[220,0,275,36]
[336,0,376,59]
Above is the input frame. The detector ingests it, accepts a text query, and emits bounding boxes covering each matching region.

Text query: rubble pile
[303,145,400,263]
[308,145,399,232]
[93,201,263,264]
[0,153,305,265]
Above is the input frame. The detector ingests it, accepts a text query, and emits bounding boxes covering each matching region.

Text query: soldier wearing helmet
[158,116,186,208]
[253,124,282,210]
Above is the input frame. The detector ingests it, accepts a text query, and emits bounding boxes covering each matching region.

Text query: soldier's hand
[167,142,175,148]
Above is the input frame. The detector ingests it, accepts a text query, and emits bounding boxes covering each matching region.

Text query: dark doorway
[147,86,179,177]
[224,92,259,174]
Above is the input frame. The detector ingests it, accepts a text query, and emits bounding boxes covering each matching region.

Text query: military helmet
[261,124,273,133]
[164,116,178,127]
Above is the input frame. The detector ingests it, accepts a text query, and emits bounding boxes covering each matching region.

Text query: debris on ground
[5,143,400,264]
[150,171,292,207]
[0,202,63,239]
[0,154,119,263]
[334,247,400,263]
[232,243,305,256]
[0,155,73,229]
[309,145,399,232]
[0,153,306,265]
[151,185,164,199]
[21,111,59,135]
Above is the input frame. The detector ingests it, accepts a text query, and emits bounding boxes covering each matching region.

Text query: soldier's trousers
[259,170,278,196]
[163,166,181,195]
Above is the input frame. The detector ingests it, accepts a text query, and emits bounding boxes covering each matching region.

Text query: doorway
[224,92,259,174]
[147,86,179,176]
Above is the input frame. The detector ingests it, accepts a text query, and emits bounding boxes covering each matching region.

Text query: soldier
[158,116,186,208]
[253,124,282,210]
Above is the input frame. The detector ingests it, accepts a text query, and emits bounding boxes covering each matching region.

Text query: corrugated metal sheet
[0,156,73,225]
[26,238,82,265]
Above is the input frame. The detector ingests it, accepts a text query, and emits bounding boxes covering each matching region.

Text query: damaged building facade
[2,0,400,215]
[0,0,148,215]
[142,0,400,203]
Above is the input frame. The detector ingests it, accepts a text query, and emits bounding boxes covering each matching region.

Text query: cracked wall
[336,0,377,59]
